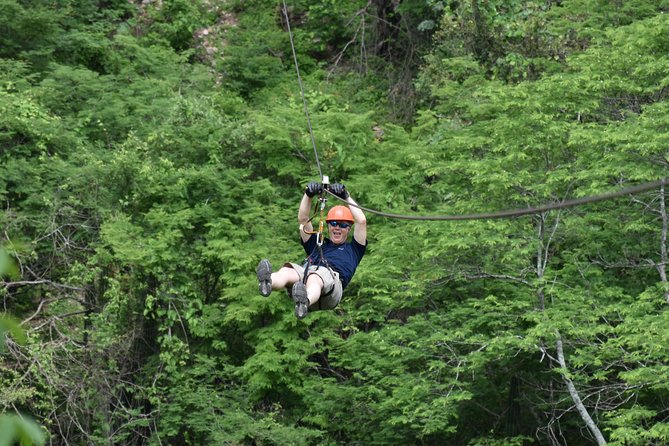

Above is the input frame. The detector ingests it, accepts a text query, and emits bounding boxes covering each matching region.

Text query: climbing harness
[297,179,338,310]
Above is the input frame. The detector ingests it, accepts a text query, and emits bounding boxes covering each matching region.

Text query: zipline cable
[325,178,669,221]
[281,0,324,182]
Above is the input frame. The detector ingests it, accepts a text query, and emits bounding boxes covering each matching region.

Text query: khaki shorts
[285,262,343,310]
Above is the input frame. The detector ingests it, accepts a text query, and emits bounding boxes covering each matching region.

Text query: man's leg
[257,259,273,297]
[257,260,300,297]
[304,274,324,306]
[292,272,325,319]
[271,266,301,290]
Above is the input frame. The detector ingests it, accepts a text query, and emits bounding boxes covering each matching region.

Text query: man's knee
[273,266,300,287]
[305,273,324,290]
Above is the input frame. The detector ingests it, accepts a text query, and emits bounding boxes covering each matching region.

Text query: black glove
[329,183,349,199]
[305,181,323,197]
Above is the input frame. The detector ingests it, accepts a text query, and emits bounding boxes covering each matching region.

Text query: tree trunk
[555,334,607,445]
[471,0,493,62]
[657,184,669,304]
[372,0,400,57]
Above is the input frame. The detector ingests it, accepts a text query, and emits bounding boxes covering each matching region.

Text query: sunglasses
[328,221,351,229]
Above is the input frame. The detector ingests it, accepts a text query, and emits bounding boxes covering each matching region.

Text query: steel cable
[281,0,324,182]
[325,178,669,221]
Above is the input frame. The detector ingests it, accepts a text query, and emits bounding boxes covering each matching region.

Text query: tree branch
[460,272,533,286]
[657,184,669,303]
[3,279,84,291]
[555,333,607,445]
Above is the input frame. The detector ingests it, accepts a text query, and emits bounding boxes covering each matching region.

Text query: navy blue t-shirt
[301,234,367,289]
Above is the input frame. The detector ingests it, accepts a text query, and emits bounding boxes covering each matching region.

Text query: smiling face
[327,220,353,245]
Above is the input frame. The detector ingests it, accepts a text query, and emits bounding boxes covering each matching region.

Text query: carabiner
[316,219,324,246]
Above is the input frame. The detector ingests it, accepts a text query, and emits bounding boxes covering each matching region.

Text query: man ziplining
[256,182,367,319]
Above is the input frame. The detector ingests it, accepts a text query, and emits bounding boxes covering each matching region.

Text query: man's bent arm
[347,196,367,245]
[298,193,314,243]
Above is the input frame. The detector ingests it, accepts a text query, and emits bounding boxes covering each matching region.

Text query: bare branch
[555,333,607,445]
[22,296,91,326]
[461,272,533,287]
[657,184,669,303]
[3,279,84,291]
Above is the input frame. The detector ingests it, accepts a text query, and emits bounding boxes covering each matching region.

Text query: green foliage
[2,0,669,445]
[287,0,367,55]
[0,249,44,446]
[0,315,24,354]
[0,414,45,446]
[141,0,215,52]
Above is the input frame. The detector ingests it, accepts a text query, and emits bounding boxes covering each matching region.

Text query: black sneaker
[291,282,309,319]
[256,259,272,297]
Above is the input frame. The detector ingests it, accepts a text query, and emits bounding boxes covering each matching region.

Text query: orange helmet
[326,205,354,223]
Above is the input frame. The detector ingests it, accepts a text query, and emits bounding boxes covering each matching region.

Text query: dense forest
[2,0,669,444]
